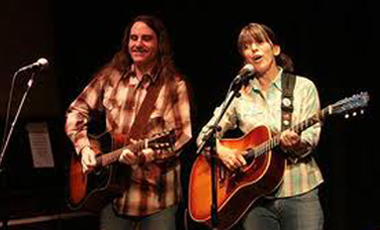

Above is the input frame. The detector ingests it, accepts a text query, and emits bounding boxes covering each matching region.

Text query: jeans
[241,188,324,230]
[100,203,178,230]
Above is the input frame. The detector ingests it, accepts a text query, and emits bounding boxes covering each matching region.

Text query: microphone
[17,58,49,73]
[234,64,255,85]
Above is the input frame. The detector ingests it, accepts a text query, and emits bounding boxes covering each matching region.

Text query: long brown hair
[238,23,294,72]
[108,15,175,76]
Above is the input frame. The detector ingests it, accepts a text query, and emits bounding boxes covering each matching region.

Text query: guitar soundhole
[245,156,255,167]
[228,153,259,186]
[89,167,111,189]
[231,169,244,182]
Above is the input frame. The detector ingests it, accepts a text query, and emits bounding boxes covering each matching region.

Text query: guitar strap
[281,72,296,131]
[126,68,167,142]
[111,68,168,188]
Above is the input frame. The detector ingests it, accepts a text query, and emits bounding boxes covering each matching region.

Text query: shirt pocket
[239,105,263,121]
[102,91,121,124]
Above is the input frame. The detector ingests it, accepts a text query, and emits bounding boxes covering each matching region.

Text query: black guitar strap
[281,72,296,131]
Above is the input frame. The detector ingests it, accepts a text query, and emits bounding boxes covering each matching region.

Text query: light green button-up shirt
[198,68,324,197]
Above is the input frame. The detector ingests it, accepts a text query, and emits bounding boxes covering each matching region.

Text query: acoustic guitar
[68,129,175,212]
[189,92,369,230]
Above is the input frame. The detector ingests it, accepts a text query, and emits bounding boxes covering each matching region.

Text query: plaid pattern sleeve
[65,72,110,154]
[156,78,192,160]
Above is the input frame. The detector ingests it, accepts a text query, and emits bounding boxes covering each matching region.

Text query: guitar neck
[291,107,328,134]
[244,91,370,159]
[95,140,146,167]
[93,129,176,167]
[247,107,329,159]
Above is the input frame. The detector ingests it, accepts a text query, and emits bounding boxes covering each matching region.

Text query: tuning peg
[360,109,365,115]
[352,111,357,117]
[344,114,350,119]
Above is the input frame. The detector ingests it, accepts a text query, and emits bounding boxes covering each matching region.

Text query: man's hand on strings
[119,148,139,165]
[119,139,155,165]
[81,146,97,173]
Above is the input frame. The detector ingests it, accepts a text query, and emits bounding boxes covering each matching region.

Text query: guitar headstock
[148,129,176,151]
[327,92,370,118]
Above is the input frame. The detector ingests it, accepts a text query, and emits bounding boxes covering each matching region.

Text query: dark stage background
[0,0,377,229]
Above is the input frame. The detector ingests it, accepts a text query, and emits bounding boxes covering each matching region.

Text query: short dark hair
[238,23,294,72]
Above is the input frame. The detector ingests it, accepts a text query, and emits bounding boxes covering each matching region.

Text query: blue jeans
[100,203,178,230]
[241,188,324,230]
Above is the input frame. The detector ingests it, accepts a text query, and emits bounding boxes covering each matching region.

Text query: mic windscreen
[240,64,255,76]
[37,58,49,70]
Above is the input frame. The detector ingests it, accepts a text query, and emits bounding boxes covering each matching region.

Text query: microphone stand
[0,71,36,168]
[0,71,37,230]
[196,78,245,230]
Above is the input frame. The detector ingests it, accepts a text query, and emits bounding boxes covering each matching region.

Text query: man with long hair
[66,15,192,230]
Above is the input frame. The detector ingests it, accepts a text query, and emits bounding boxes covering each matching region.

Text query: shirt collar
[250,67,283,92]
[124,64,159,83]
[273,67,284,90]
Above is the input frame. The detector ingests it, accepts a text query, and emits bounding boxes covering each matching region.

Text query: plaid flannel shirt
[66,66,192,216]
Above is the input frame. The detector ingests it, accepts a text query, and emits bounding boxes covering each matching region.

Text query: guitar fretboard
[95,141,146,167]
[93,129,176,167]
[246,107,328,159]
